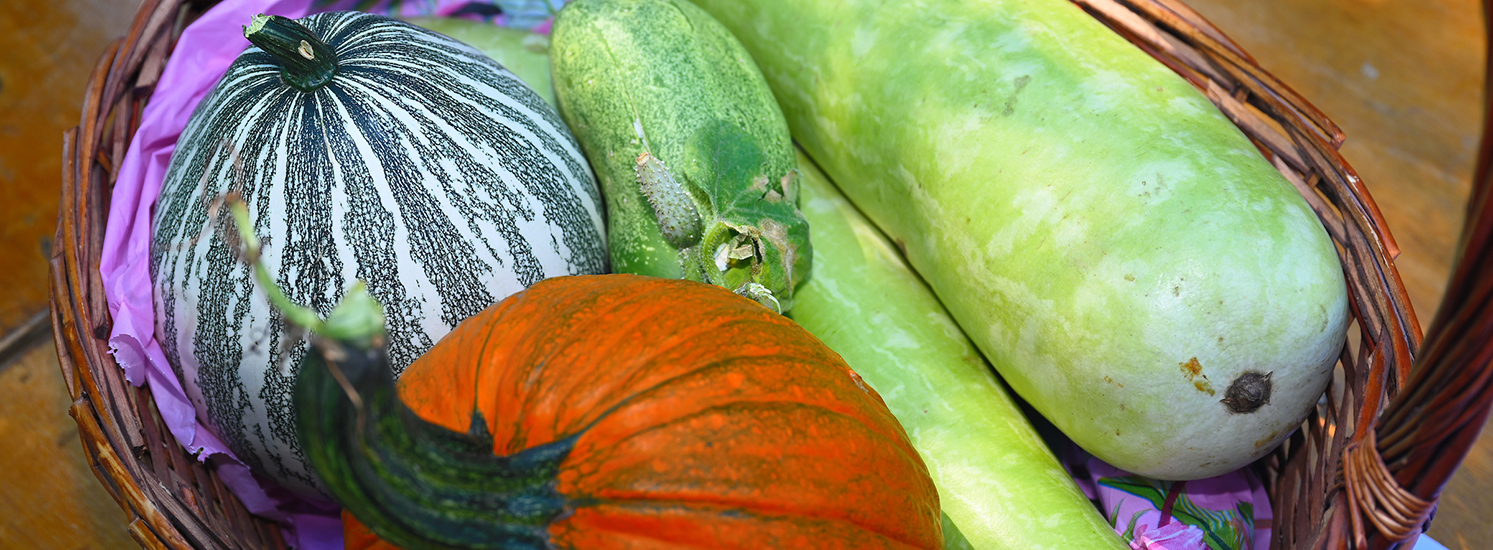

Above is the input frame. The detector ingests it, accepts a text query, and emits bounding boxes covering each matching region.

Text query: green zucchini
[550,0,811,312]
[691,0,1349,479]
[790,152,1125,550]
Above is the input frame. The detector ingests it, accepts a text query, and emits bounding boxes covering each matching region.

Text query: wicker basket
[50,0,1490,548]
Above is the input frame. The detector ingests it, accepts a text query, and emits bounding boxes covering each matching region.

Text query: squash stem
[244,14,339,92]
[222,196,571,548]
[296,340,573,549]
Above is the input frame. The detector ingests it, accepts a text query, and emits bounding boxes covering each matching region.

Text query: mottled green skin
[550,0,810,311]
[790,152,1126,550]
[404,17,557,107]
[692,0,1349,479]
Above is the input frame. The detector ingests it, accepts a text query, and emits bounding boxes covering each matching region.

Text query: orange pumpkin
[297,274,941,549]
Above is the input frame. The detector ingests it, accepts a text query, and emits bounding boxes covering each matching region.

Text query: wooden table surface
[0,0,1485,548]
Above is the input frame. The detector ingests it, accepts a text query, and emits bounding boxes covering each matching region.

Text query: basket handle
[1350,0,1493,547]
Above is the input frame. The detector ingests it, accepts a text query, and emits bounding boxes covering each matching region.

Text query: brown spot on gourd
[1124,274,1136,282]
[1179,358,1213,394]
[1001,75,1032,116]
[1180,357,1202,377]
[1254,428,1282,449]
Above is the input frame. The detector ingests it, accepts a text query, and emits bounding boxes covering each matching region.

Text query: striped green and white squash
[149,11,607,498]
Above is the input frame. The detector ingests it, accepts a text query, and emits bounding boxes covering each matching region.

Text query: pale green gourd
[790,151,1127,550]
[690,0,1349,480]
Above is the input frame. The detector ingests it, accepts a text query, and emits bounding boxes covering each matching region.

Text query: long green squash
[691,0,1349,480]
[790,152,1126,550]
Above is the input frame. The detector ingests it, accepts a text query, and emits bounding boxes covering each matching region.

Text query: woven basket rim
[50,0,1433,549]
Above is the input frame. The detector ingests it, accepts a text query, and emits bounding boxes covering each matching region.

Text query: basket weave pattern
[53,0,288,547]
[52,0,1473,548]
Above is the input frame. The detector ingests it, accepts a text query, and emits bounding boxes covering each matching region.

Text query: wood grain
[0,0,142,337]
[0,341,136,549]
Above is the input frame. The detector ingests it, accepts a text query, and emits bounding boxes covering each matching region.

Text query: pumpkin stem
[295,340,574,550]
[220,195,573,548]
[244,14,339,92]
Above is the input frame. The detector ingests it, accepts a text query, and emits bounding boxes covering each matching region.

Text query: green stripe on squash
[151,11,606,498]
